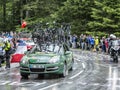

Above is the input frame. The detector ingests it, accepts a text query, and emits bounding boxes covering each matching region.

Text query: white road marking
[38,81,73,90]
[78,82,87,85]
[33,82,46,87]
[87,83,120,88]
[68,57,86,79]
[0,79,46,87]
[0,81,11,85]
[38,83,60,90]
[69,70,84,79]
[107,78,120,80]
[74,57,86,69]
[64,81,73,84]
[18,82,37,86]
[82,63,85,69]
[0,72,7,75]
[9,82,18,85]
[18,81,46,87]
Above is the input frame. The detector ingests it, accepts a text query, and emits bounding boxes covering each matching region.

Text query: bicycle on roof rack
[31,22,71,51]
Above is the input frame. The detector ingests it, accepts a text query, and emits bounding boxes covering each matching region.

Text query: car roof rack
[31,22,71,49]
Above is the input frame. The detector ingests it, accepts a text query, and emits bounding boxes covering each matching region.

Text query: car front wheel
[59,64,68,77]
[69,58,74,71]
[20,73,29,79]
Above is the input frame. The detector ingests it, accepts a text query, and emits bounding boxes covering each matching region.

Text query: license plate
[29,64,44,68]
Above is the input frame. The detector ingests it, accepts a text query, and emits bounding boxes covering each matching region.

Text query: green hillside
[0,0,120,36]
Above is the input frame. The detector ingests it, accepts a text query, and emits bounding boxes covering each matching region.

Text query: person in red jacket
[21,20,27,28]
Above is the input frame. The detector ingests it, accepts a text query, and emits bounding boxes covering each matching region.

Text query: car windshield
[34,44,63,54]
[46,45,60,52]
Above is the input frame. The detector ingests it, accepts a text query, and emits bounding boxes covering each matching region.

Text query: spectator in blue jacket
[89,36,95,51]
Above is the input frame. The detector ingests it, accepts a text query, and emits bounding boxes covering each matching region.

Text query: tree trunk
[3,0,6,31]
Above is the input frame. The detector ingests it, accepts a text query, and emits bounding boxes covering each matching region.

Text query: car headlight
[49,56,60,63]
[21,58,28,64]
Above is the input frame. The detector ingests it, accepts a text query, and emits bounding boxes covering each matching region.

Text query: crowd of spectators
[70,34,120,54]
[0,31,119,55]
[0,31,31,71]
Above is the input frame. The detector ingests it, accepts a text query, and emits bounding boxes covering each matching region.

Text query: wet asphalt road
[0,49,120,90]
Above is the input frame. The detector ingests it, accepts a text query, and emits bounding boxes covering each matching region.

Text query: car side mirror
[65,51,70,55]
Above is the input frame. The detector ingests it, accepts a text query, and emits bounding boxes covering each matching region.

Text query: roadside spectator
[3,38,12,69]
[84,35,89,50]
[105,38,109,54]
[101,37,106,53]
[80,34,85,50]
[72,34,77,48]
[89,36,95,51]
[95,36,99,52]
[79,34,83,49]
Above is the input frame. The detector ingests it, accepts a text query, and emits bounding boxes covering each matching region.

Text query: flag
[11,42,27,63]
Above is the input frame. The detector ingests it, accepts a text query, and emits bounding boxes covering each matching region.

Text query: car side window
[59,46,64,54]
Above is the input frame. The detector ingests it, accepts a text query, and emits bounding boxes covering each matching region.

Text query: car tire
[114,56,118,63]
[21,73,29,79]
[69,58,74,71]
[1,60,5,64]
[59,63,68,77]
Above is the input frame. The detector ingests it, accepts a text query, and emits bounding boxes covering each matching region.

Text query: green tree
[88,0,120,33]
[0,0,119,35]
[0,0,22,31]
[53,0,94,34]
[21,0,66,25]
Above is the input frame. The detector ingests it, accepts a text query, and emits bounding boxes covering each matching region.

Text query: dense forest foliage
[0,0,120,36]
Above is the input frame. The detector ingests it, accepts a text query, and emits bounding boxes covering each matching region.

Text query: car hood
[27,52,59,63]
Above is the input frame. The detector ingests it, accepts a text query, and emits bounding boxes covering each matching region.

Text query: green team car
[20,43,74,78]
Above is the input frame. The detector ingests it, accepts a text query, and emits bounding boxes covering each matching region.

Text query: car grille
[46,66,59,71]
[21,68,29,71]
[29,61,49,64]
[30,68,45,72]
[20,66,29,71]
